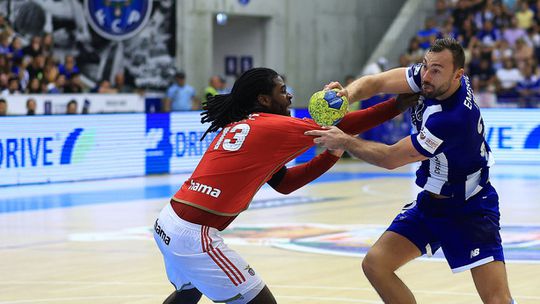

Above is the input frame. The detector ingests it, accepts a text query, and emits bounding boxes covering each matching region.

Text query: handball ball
[308,89,349,126]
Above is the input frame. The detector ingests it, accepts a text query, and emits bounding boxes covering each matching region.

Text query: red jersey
[172,98,401,216]
[174,113,319,215]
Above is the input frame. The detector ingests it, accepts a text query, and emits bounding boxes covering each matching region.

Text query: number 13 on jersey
[213,123,251,151]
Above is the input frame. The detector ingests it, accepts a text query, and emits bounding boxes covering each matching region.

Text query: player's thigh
[365,231,421,271]
[188,230,265,303]
[470,261,512,302]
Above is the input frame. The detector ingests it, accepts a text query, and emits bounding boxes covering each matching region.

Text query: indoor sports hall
[1,1,539,303]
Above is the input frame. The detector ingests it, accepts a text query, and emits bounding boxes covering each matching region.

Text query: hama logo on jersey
[84,0,153,41]
[154,219,170,245]
[188,179,222,198]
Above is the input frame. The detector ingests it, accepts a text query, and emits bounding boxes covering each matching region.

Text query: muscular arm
[346,68,414,102]
[336,93,419,135]
[267,150,341,194]
[343,136,427,170]
[306,127,427,170]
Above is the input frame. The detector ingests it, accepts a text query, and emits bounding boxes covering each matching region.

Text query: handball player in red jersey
[153,67,417,304]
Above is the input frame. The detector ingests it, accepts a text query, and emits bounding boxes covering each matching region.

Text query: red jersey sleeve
[337,97,400,135]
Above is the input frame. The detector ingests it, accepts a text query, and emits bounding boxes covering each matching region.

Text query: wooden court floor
[0,161,539,303]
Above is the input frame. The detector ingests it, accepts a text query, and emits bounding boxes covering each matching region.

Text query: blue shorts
[387,183,505,273]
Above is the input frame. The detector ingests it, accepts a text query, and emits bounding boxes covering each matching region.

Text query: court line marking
[0,282,538,300]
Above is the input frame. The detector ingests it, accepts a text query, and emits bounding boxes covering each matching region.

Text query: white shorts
[154,203,265,303]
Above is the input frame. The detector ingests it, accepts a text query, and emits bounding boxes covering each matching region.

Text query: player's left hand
[305,126,350,151]
[395,93,420,112]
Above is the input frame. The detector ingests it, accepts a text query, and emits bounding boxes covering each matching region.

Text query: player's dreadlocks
[200,68,279,140]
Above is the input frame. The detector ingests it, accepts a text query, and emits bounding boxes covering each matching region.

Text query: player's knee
[362,252,382,278]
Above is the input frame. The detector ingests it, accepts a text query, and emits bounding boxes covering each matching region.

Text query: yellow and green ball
[308,89,349,126]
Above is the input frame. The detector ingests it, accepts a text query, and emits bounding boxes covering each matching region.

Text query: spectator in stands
[434,0,452,28]
[93,79,118,94]
[502,0,518,12]
[492,2,511,29]
[41,33,54,57]
[0,54,9,74]
[496,57,523,102]
[26,78,42,94]
[0,72,8,91]
[477,20,501,46]
[26,98,36,115]
[1,76,21,95]
[66,99,78,114]
[9,37,24,62]
[0,31,11,56]
[452,0,472,32]
[164,71,196,111]
[492,39,513,70]
[22,36,42,58]
[516,64,540,107]
[417,17,440,49]
[45,67,62,94]
[0,14,12,34]
[64,72,85,93]
[405,37,424,64]
[203,75,222,107]
[471,58,497,92]
[458,16,477,47]
[113,72,131,93]
[26,54,45,81]
[440,19,458,40]
[503,16,527,46]
[0,98,6,116]
[526,25,540,63]
[516,1,534,30]
[59,55,80,79]
[514,37,534,69]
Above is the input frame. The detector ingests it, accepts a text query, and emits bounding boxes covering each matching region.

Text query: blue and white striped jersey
[406,63,494,200]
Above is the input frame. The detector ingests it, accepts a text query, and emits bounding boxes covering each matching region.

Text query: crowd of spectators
[399,0,540,108]
[0,13,135,115]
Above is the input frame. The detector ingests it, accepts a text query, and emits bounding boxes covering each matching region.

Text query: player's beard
[421,79,452,99]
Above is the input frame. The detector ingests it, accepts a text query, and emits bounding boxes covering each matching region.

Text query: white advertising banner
[1,94,145,115]
[0,114,146,186]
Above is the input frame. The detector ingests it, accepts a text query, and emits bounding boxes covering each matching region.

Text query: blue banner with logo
[146,113,172,175]
[2,109,538,186]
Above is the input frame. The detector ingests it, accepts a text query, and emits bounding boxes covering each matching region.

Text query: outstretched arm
[267,149,342,194]
[305,127,427,170]
[326,68,414,103]
[336,93,419,135]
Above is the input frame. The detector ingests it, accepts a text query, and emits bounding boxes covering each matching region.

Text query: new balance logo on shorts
[470,248,480,258]
[154,219,170,245]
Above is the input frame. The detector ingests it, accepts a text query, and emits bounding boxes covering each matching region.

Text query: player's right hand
[324,81,349,99]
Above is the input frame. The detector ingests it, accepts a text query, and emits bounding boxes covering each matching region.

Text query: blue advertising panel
[0,114,146,186]
[482,109,540,164]
[169,112,217,173]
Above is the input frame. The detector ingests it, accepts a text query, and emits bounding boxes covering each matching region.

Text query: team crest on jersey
[411,97,425,128]
[84,0,153,41]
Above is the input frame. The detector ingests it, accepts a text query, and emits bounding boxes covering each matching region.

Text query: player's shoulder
[250,113,316,125]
